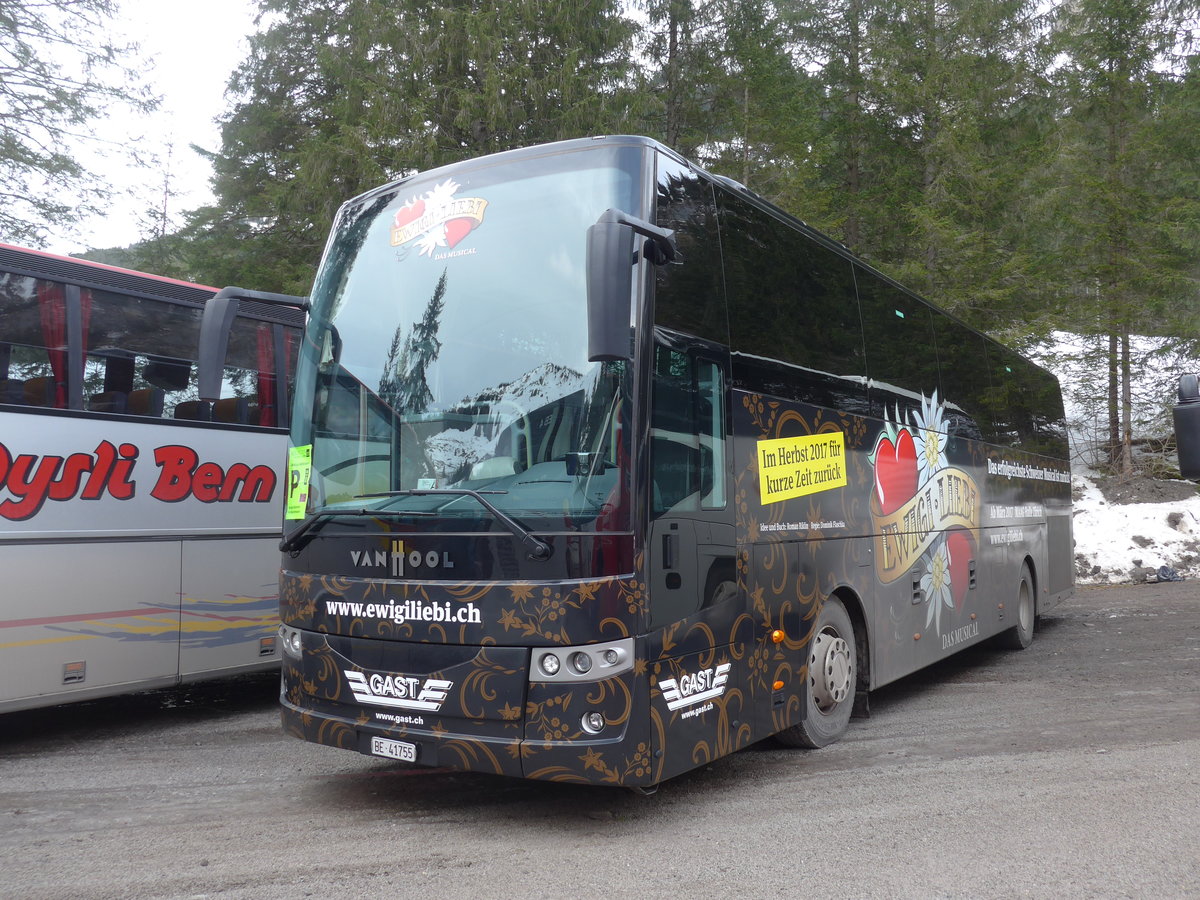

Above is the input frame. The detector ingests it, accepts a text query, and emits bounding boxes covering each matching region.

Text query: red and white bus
[0,245,300,712]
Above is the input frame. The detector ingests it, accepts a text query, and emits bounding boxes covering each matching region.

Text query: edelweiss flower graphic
[415,225,447,257]
[413,179,460,257]
[921,538,955,633]
[424,178,460,207]
[911,390,948,485]
[390,176,487,255]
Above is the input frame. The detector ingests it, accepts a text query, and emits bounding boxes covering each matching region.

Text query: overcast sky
[47,0,258,255]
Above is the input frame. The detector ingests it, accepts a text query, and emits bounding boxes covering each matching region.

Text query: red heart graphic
[393,198,425,229]
[444,217,474,248]
[874,429,918,514]
[946,528,974,609]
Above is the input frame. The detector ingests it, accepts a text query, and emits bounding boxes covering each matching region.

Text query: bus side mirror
[586,209,677,362]
[198,292,239,401]
[1174,373,1200,480]
[197,286,310,401]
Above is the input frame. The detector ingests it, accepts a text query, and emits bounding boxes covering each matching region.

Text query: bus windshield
[293,145,641,533]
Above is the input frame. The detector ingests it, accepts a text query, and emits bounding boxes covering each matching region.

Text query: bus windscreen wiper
[363,488,552,561]
[279,505,434,553]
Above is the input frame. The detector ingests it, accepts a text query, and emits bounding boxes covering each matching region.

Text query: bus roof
[0,243,219,294]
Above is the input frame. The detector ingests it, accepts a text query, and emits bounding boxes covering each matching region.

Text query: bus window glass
[991,347,1068,457]
[857,273,941,422]
[84,290,201,418]
[650,345,725,515]
[716,190,866,412]
[224,319,294,427]
[699,360,726,509]
[986,345,1032,447]
[654,158,727,343]
[932,315,993,442]
[295,146,640,532]
[1027,367,1069,458]
[0,273,69,408]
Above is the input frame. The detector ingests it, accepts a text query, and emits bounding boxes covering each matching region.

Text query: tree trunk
[1120,329,1134,474]
[742,82,751,185]
[844,0,862,249]
[665,1,681,149]
[1107,331,1120,469]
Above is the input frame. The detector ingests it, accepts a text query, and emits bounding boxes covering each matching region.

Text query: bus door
[645,336,743,779]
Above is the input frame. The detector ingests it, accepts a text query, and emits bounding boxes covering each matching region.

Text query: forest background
[2,0,1198,478]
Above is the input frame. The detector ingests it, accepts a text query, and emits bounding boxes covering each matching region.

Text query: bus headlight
[581,711,605,734]
[530,638,633,683]
[279,624,303,658]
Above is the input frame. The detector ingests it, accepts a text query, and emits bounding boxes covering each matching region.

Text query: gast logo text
[344,670,453,711]
[659,662,732,711]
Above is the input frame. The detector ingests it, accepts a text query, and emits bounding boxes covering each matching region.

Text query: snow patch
[1072,471,1200,584]
[424,362,586,481]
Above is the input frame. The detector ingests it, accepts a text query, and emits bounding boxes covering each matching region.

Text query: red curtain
[256,322,276,426]
[36,281,67,408]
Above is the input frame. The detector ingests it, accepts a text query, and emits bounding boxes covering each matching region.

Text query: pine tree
[854,0,1050,327]
[1042,0,1200,473]
[778,0,1054,338]
[185,0,639,294]
[379,270,447,415]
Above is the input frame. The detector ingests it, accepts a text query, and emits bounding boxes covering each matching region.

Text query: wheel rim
[709,580,738,606]
[810,627,853,714]
[1018,578,1033,634]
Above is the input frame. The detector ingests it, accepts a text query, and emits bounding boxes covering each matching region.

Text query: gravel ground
[1,582,1197,900]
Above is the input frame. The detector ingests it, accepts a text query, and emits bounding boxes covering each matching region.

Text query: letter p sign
[285,444,313,520]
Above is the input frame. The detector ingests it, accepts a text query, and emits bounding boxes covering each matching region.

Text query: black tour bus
[200,136,1072,787]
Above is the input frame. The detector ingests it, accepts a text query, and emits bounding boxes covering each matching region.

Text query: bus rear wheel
[777,596,856,749]
[999,563,1035,650]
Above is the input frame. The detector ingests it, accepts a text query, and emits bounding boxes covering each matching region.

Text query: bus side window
[986,346,1033,447]
[85,290,204,419]
[932,315,994,443]
[0,272,71,408]
[857,274,940,423]
[715,189,866,414]
[650,346,726,516]
[988,345,1066,456]
[653,157,728,345]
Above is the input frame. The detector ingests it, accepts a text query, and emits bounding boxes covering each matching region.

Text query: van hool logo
[344,670,453,711]
[350,540,454,577]
[659,662,732,713]
[870,392,981,635]
[390,178,487,257]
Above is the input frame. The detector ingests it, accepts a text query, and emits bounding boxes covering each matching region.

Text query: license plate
[370,736,417,763]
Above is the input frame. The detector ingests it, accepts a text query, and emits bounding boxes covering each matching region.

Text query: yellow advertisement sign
[757,432,847,505]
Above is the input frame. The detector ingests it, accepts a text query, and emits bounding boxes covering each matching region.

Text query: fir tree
[379,270,447,415]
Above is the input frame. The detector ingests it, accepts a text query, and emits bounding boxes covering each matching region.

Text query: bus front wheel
[777,596,856,749]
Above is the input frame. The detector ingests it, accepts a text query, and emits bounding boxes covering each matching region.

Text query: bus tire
[999,563,1035,650]
[777,596,856,749]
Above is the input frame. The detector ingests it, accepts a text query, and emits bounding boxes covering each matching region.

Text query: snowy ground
[1071,469,1200,584]
[1028,332,1200,584]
